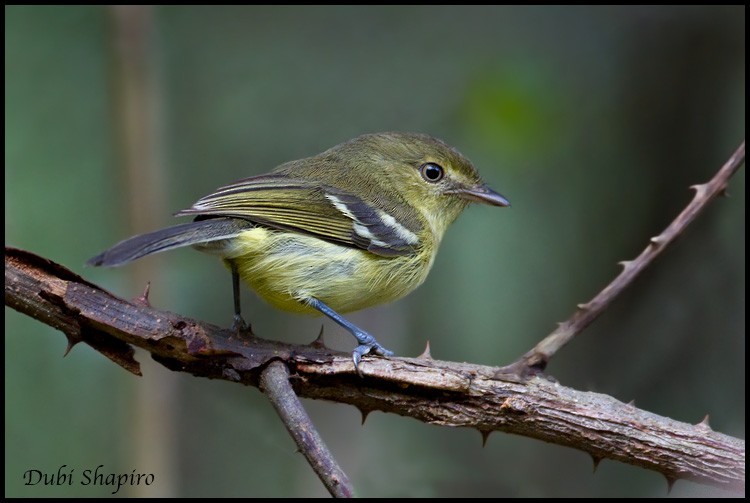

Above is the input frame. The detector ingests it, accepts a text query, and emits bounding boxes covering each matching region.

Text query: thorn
[697,414,712,430]
[719,187,730,198]
[359,407,371,425]
[690,183,710,198]
[417,341,433,360]
[479,429,492,447]
[577,303,588,310]
[649,236,664,246]
[63,340,76,357]
[618,260,630,268]
[555,321,571,332]
[133,282,152,307]
[310,325,326,348]
[627,399,636,406]
[63,334,82,357]
[591,454,603,473]
[665,475,677,494]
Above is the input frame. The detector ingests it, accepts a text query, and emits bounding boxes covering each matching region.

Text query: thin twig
[499,141,745,376]
[260,361,354,497]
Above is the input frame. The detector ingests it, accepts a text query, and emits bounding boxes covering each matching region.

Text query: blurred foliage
[5,5,744,497]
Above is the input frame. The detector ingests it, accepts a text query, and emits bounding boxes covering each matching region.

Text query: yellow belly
[205,227,434,315]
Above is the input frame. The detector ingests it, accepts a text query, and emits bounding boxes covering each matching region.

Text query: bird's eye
[420,162,444,183]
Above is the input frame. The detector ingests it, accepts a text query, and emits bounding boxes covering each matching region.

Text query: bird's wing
[176,174,420,257]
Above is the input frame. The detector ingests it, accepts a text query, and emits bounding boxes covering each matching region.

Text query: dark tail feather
[87,217,254,267]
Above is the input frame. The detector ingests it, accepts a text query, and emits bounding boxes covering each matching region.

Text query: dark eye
[420,162,444,183]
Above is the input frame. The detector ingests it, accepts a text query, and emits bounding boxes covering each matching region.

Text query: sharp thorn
[591,454,603,473]
[310,325,326,348]
[417,340,433,360]
[359,408,371,425]
[690,183,711,198]
[627,399,636,406]
[697,414,711,430]
[133,282,152,307]
[479,429,492,447]
[63,335,82,357]
[665,476,677,494]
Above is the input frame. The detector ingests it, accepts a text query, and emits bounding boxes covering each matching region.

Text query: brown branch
[5,246,744,492]
[260,361,354,498]
[500,141,746,376]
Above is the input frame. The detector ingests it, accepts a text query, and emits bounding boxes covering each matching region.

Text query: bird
[88,132,510,372]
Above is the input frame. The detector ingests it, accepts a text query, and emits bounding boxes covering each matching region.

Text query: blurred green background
[5,5,744,497]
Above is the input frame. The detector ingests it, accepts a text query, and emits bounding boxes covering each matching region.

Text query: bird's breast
[215,227,436,315]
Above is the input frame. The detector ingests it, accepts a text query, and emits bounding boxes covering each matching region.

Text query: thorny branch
[4,244,744,492]
[499,141,746,377]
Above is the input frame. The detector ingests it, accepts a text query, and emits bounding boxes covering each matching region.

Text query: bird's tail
[87,217,254,267]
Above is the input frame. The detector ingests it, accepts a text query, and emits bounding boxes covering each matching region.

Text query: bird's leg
[229,260,251,333]
[306,297,393,375]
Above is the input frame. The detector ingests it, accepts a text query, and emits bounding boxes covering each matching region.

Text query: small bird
[88,132,509,371]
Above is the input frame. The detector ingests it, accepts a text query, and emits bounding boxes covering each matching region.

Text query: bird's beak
[451,184,510,207]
